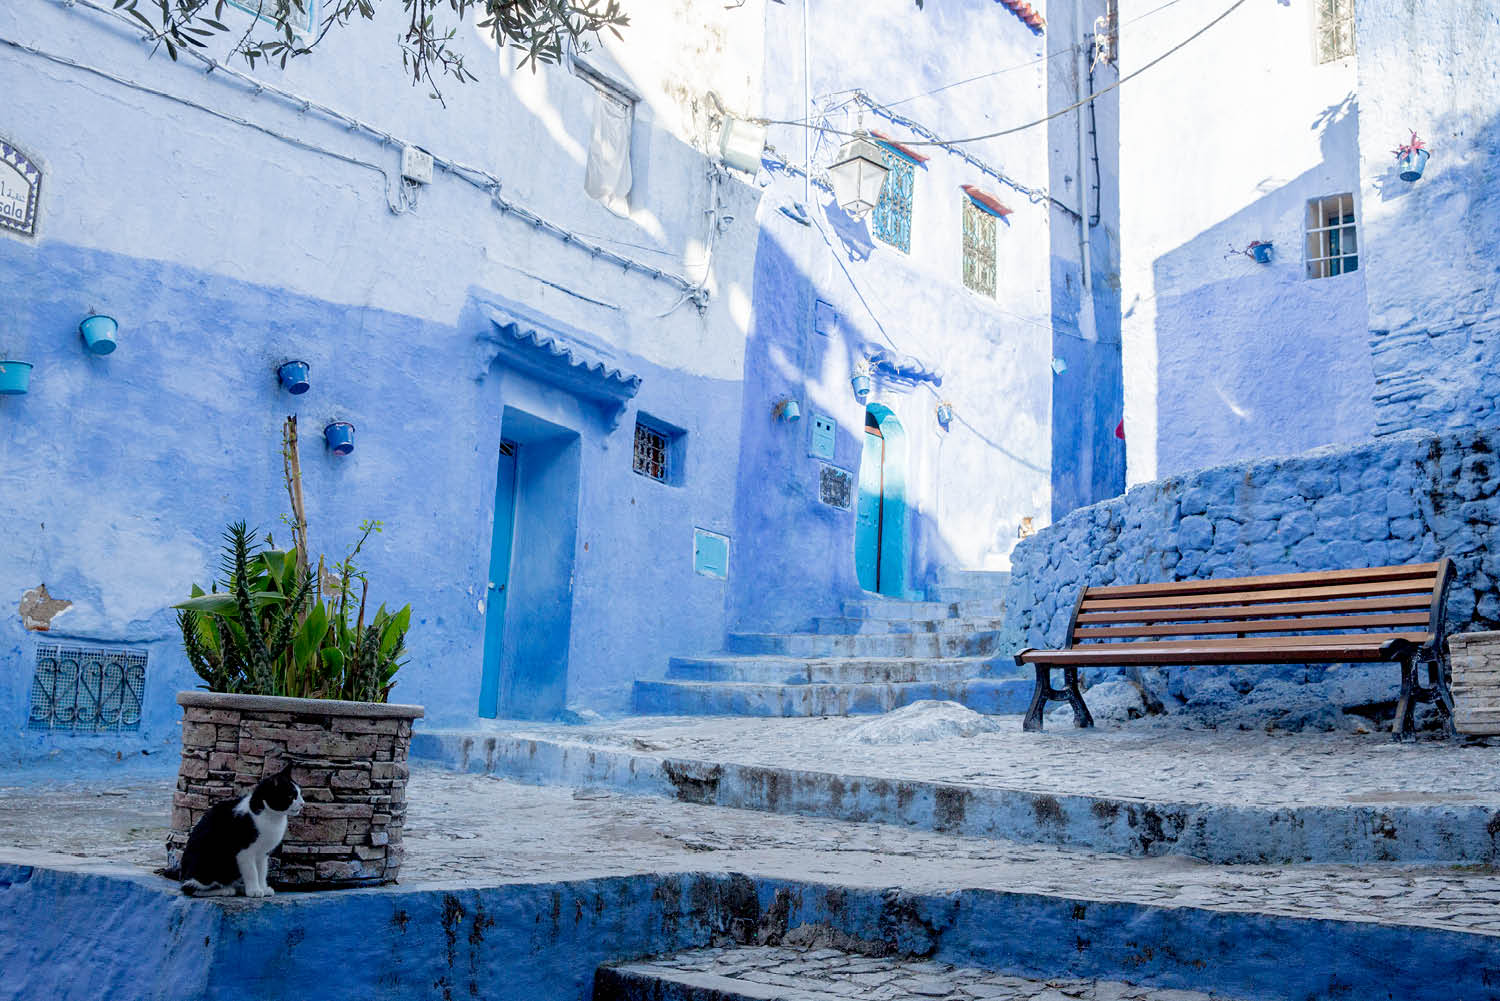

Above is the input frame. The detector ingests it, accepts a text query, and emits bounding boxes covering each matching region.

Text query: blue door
[478,441,518,718]
[855,420,885,592]
[855,406,908,596]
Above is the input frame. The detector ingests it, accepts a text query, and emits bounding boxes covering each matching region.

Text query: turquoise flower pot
[79,314,118,355]
[850,374,872,400]
[0,360,33,395]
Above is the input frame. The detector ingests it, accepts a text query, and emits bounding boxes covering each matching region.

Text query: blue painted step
[842,597,1006,621]
[631,676,1033,717]
[665,654,1000,685]
[724,630,1001,658]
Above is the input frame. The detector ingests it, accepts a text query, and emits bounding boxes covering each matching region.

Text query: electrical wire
[757,0,1249,148]
[36,0,706,300]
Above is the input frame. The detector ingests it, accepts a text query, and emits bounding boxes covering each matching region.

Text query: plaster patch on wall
[19,584,71,632]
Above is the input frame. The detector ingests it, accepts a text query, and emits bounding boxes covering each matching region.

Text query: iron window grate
[1315,0,1355,63]
[962,198,997,297]
[873,150,914,254]
[28,643,147,733]
[633,421,669,482]
[1305,193,1358,279]
[819,464,854,510]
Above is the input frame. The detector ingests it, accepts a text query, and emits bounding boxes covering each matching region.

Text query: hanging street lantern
[828,132,889,220]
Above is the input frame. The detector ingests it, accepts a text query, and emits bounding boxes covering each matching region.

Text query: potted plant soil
[167,417,420,889]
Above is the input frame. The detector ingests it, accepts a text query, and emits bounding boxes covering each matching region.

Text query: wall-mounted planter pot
[324,421,356,455]
[277,360,311,395]
[935,401,954,430]
[1398,148,1430,182]
[775,398,801,422]
[850,374,872,400]
[0,360,33,395]
[1250,243,1274,264]
[79,314,118,355]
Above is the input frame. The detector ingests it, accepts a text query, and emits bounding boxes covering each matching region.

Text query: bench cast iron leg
[1393,655,1419,741]
[1023,666,1052,732]
[1427,648,1456,737]
[1023,666,1094,731]
[1064,667,1095,729]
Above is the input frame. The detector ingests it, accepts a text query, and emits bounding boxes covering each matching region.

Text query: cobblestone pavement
[611,946,1244,1000]
[456,715,1500,808]
[4,767,1499,936]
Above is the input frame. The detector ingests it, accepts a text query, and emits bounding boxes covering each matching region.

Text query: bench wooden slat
[1079,578,1437,612]
[1019,640,1416,667]
[1071,630,1430,651]
[1074,595,1432,624]
[1085,562,1441,599]
[1072,611,1432,639]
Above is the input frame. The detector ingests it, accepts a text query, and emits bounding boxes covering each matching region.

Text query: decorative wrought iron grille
[1315,0,1355,63]
[962,199,997,298]
[28,644,147,733]
[873,149,914,254]
[633,421,669,482]
[819,464,854,510]
[228,0,316,32]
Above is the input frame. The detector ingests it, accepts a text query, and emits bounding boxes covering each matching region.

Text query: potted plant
[1248,241,1273,264]
[0,355,32,395]
[850,359,873,400]
[167,417,419,889]
[79,312,119,355]
[935,399,954,430]
[1394,130,1430,182]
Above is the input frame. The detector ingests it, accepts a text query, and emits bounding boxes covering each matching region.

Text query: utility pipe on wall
[1074,0,1093,295]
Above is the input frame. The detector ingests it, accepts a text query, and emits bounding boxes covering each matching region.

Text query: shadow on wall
[1144,95,1377,477]
[1364,109,1500,436]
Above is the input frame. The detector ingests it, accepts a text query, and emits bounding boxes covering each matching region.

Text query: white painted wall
[1118,0,1376,484]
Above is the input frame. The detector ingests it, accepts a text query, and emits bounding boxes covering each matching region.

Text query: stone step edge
[408,730,1500,866]
[596,964,825,1001]
[674,655,1003,668]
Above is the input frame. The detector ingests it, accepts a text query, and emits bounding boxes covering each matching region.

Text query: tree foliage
[112,0,629,102]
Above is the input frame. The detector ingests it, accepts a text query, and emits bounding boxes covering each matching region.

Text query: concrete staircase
[631,570,1028,717]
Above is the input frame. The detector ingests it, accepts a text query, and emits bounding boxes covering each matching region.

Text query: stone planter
[1448,632,1500,735]
[168,691,424,889]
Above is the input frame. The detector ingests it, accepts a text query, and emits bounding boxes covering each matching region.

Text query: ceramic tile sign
[0,140,40,238]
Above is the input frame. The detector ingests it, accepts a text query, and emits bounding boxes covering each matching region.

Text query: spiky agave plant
[175,522,316,695]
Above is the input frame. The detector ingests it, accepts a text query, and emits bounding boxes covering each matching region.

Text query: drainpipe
[802,0,812,209]
[1074,0,1093,302]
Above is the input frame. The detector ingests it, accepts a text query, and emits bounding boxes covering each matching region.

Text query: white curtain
[585,88,634,205]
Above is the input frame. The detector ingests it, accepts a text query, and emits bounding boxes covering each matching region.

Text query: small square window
[962,198,997,298]
[632,416,685,485]
[1304,193,1358,280]
[1315,0,1355,63]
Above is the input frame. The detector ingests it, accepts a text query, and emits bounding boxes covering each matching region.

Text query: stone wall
[1003,428,1500,730]
[168,692,422,888]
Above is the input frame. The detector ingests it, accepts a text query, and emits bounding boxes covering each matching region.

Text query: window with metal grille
[873,148,915,254]
[227,0,316,33]
[28,643,146,733]
[1304,193,1358,279]
[1315,0,1355,63]
[962,198,997,297]
[633,421,670,482]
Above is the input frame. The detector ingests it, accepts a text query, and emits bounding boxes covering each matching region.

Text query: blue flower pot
[779,399,801,422]
[278,360,311,395]
[1251,243,1273,264]
[324,421,356,455]
[0,360,33,395]
[1398,148,1429,182]
[79,314,118,355]
[936,402,954,429]
[851,374,872,400]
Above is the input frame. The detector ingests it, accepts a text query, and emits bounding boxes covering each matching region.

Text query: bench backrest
[1067,560,1452,650]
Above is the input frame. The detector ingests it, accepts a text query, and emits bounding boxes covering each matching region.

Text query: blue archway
[855,403,909,597]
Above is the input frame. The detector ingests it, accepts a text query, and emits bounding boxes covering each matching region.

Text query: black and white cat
[179,763,304,898]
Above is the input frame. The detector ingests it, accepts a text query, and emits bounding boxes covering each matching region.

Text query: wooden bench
[1015,560,1455,739]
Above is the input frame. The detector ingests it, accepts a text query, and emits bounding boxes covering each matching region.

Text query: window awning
[479,305,642,429]
[962,184,1013,219]
[871,130,930,166]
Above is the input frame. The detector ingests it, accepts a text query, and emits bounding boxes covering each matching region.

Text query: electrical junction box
[401,146,434,185]
[693,528,730,580]
[719,116,767,175]
[809,414,837,461]
[814,300,838,336]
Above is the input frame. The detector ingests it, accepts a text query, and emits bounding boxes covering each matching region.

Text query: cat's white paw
[245,886,271,898]
[262,885,276,896]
